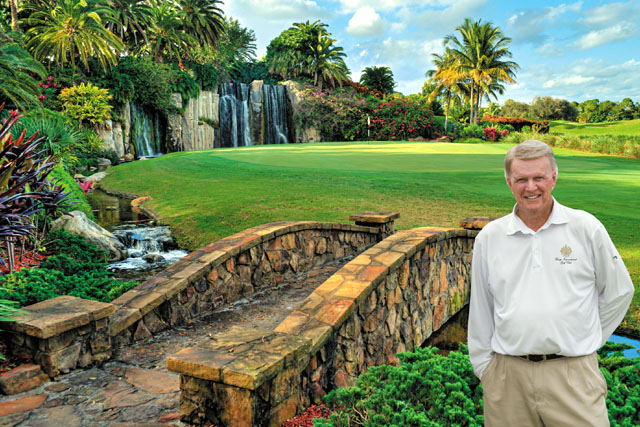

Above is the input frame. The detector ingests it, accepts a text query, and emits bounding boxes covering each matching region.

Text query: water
[129,103,164,158]
[218,82,289,147]
[608,334,640,359]
[87,190,188,281]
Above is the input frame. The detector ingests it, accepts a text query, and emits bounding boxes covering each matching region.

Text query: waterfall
[218,81,289,147]
[129,103,164,158]
[219,83,252,147]
[263,84,289,145]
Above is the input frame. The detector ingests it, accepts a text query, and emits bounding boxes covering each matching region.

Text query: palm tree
[444,18,518,124]
[307,33,348,90]
[140,0,196,63]
[105,0,152,48]
[266,20,328,80]
[176,0,224,47]
[0,33,46,110]
[426,51,465,133]
[359,66,395,95]
[24,0,124,73]
[9,0,19,31]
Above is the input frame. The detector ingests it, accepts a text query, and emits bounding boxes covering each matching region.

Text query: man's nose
[525,179,537,191]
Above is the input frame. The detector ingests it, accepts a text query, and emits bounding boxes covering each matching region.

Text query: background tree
[24,0,124,73]
[138,0,196,63]
[444,18,518,124]
[359,66,395,95]
[499,99,531,118]
[176,0,224,47]
[308,33,348,90]
[105,0,151,49]
[425,51,464,132]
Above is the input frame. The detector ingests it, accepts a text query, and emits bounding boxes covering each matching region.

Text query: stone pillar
[459,216,497,231]
[348,212,400,239]
[250,81,264,145]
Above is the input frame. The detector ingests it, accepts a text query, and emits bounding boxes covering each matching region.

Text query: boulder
[97,158,112,172]
[85,172,108,183]
[50,211,126,261]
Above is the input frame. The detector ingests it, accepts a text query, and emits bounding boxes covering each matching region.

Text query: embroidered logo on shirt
[555,244,577,265]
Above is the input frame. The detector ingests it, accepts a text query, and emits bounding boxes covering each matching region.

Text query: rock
[131,196,151,207]
[123,153,134,162]
[142,254,164,264]
[250,81,264,145]
[84,171,108,183]
[124,367,180,394]
[50,211,126,261]
[0,364,49,395]
[0,394,48,417]
[73,174,86,180]
[97,158,111,172]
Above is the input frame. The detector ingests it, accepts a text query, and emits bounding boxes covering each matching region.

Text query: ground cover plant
[550,119,640,136]
[313,343,639,427]
[99,141,640,333]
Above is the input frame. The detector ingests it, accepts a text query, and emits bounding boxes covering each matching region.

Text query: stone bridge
[3,213,488,426]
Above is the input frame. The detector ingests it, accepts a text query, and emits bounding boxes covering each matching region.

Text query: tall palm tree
[24,0,124,73]
[444,18,518,124]
[140,0,196,63]
[360,66,395,95]
[105,0,152,48]
[176,0,224,47]
[426,51,465,133]
[307,33,348,90]
[9,0,19,31]
[0,33,46,110]
[266,20,328,80]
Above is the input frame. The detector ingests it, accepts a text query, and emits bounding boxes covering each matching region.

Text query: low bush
[482,114,549,133]
[367,97,435,141]
[59,82,112,128]
[502,132,640,158]
[0,230,137,306]
[317,343,640,427]
[458,124,485,139]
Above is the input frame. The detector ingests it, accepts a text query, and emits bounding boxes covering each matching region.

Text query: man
[468,139,634,426]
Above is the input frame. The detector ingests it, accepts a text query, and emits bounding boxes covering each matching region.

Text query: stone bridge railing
[167,224,480,427]
[3,213,398,378]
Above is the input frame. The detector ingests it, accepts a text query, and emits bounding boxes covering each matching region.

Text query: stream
[87,189,188,282]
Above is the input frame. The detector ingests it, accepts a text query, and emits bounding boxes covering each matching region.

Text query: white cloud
[422,39,444,57]
[346,7,386,36]
[336,0,454,14]
[391,21,408,33]
[574,24,635,50]
[507,2,582,43]
[359,49,367,57]
[582,1,639,26]
[225,0,329,21]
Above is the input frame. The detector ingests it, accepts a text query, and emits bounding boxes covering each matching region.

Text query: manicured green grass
[550,119,640,136]
[101,141,640,333]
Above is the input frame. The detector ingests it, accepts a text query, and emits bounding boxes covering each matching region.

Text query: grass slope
[101,141,640,332]
[550,119,640,136]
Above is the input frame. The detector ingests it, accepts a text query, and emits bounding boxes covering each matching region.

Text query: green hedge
[317,343,640,427]
[503,132,640,158]
[49,164,94,220]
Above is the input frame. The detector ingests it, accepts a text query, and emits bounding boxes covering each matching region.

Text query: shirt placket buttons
[532,234,541,270]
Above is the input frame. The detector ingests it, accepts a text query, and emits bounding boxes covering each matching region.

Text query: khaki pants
[481,353,609,427]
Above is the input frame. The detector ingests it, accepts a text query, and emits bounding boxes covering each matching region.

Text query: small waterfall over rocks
[218,81,290,147]
[129,103,165,158]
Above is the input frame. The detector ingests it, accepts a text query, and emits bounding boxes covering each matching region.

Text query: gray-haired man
[468,139,634,426]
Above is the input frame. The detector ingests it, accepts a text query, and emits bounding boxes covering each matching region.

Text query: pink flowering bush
[367,98,435,141]
[35,74,64,110]
[483,126,509,142]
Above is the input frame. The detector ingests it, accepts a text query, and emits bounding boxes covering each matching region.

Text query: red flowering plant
[483,126,510,142]
[33,74,64,110]
[366,97,435,141]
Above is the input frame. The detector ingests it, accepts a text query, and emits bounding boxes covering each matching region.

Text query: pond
[427,305,640,359]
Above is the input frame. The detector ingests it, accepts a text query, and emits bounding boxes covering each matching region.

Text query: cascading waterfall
[218,82,289,147]
[129,103,164,158]
[219,83,252,147]
[263,84,289,145]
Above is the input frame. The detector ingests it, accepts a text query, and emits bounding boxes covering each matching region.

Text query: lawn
[100,141,640,333]
[550,118,640,136]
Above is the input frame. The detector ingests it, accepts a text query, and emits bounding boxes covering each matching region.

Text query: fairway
[550,119,640,136]
[101,141,640,329]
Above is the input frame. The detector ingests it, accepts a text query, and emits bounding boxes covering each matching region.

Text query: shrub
[367,97,435,141]
[59,82,112,128]
[483,127,509,142]
[458,124,484,139]
[482,114,549,133]
[0,230,137,306]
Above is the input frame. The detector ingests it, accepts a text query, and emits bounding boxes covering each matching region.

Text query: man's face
[506,156,557,219]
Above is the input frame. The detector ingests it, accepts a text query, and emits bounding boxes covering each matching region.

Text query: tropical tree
[359,66,395,95]
[8,0,19,31]
[24,0,124,73]
[425,51,465,132]
[307,33,349,90]
[0,32,46,110]
[176,0,224,47]
[105,0,152,48]
[139,0,196,63]
[444,18,518,124]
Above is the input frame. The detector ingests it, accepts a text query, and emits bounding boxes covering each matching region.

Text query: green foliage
[360,66,395,95]
[0,230,137,306]
[169,64,200,109]
[59,82,113,127]
[367,97,435,141]
[48,164,93,219]
[317,345,483,427]
[502,132,640,158]
[0,31,46,110]
[183,60,219,90]
[295,88,366,141]
[457,124,484,139]
[598,342,640,426]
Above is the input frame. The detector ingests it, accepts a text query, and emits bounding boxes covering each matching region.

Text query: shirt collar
[506,198,569,235]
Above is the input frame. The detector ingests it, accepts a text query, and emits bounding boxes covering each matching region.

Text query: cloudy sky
[221,0,640,104]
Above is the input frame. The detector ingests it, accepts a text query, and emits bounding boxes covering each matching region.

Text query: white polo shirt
[468,199,635,379]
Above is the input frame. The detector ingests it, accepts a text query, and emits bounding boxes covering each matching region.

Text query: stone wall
[166,91,220,152]
[2,214,397,380]
[168,226,478,426]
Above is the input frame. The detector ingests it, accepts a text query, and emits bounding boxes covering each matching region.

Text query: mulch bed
[0,338,32,373]
[282,404,333,427]
[0,246,47,275]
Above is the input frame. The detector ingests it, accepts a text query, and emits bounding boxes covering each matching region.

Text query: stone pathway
[0,262,347,426]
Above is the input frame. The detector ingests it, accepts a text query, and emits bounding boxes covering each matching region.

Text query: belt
[518,354,565,362]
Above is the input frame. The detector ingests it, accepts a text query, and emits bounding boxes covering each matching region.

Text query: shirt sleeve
[591,224,635,346]
[468,232,495,379]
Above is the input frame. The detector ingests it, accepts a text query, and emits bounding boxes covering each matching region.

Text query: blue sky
[221,0,640,104]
